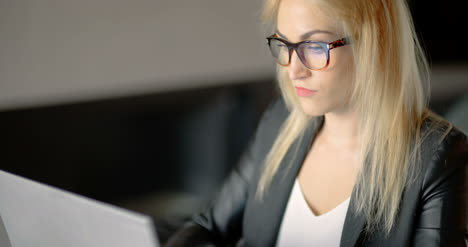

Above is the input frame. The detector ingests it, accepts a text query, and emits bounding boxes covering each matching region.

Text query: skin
[276,0,361,216]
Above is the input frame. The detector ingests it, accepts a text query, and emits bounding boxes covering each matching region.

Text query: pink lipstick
[295,86,317,97]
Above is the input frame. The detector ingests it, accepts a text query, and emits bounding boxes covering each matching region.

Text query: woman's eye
[307,46,325,53]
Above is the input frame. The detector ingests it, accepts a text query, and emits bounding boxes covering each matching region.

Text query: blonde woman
[164,0,468,246]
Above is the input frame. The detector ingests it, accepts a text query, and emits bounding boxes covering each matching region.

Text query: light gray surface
[0,0,273,111]
[1,1,466,111]
[0,170,159,247]
[0,214,12,247]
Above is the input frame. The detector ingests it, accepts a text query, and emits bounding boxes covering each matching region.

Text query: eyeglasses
[266,34,352,70]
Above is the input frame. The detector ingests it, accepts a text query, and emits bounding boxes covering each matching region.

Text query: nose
[288,50,311,81]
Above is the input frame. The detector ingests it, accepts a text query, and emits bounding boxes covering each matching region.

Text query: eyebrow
[276,29,335,40]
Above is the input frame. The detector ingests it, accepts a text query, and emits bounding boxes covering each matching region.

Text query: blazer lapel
[246,116,324,246]
[339,190,366,247]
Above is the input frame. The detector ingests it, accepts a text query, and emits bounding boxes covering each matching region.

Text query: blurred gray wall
[1,0,467,111]
[0,0,274,111]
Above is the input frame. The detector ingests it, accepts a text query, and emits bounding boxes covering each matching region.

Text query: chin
[298,99,327,117]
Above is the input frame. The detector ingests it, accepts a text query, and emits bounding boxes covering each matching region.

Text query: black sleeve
[412,128,468,246]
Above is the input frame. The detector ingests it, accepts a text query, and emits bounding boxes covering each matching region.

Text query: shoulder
[419,117,468,191]
[230,96,290,182]
[258,96,289,126]
[411,117,468,241]
[252,96,290,147]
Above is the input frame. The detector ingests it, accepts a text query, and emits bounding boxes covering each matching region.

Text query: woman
[164,0,468,246]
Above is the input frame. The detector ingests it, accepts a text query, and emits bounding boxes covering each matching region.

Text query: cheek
[327,47,354,81]
[297,60,353,115]
[296,80,346,116]
[318,74,349,107]
[322,48,354,99]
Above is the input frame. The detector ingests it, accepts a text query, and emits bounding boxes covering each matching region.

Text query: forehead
[276,0,338,41]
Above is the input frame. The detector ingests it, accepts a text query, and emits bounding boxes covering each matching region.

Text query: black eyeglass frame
[266,33,352,71]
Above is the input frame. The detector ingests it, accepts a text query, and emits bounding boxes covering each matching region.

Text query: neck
[318,107,360,149]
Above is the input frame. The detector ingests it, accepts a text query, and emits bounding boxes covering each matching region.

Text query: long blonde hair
[256,0,452,236]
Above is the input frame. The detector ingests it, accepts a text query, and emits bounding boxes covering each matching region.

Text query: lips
[294,86,317,97]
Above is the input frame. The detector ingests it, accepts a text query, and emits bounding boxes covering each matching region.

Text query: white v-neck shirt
[276,178,351,247]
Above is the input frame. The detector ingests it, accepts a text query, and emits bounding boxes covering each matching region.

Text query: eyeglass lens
[268,39,328,70]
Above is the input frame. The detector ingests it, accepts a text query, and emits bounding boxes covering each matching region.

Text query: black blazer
[165,97,468,247]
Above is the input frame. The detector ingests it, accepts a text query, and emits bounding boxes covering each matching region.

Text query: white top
[276,178,351,247]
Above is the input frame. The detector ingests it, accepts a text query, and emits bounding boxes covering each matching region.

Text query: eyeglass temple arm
[329,37,352,49]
